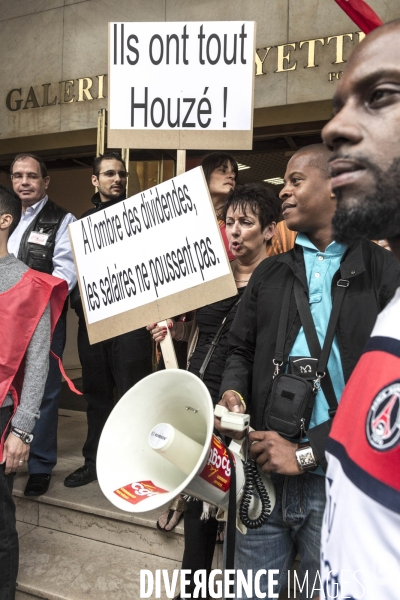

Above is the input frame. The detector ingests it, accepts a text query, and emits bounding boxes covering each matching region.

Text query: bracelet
[223,390,247,411]
[174,321,186,342]
[11,427,34,444]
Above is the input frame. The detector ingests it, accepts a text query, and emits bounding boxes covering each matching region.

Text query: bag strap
[199,297,241,381]
[225,447,237,571]
[293,277,349,415]
[273,277,294,367]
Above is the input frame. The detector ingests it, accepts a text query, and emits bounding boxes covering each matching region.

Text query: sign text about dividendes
[81,180,195,255]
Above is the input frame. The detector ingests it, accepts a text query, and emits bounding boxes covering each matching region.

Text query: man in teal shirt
[290,233,346,432]
[217,144,400,599]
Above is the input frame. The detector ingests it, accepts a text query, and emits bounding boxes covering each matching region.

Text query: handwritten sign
[108,21,256,149]
[69,167,236,343]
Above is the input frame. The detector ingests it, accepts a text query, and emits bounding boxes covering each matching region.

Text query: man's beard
[332,157,400,244]
[100,187,125,202]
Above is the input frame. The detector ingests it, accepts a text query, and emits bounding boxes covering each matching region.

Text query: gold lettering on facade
[275,43,297,73]
[6,89,23,111]
[327,33,353,64]
[328,71,344,81]
[23,87,40,110]
[97,74,106,99]
[5,74,107,112]
[255,47,272,75]
[77,77,94,102]
[299,38,325,68]
[42,83,57,107]
[60,80,75,104]
[254,30,364,77]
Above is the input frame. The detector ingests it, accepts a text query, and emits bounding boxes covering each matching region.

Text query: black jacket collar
[90,192,126,210]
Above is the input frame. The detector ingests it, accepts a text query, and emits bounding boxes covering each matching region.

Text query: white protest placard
[69,167,237,344]
[108,21,256,150]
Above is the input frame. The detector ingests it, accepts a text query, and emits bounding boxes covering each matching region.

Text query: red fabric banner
[334,0,383,33]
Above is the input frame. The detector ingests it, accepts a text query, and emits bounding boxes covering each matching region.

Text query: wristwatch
[295,443,318,471]
[11,427,34,444]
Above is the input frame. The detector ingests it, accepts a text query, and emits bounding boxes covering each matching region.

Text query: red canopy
[334,0,383,33]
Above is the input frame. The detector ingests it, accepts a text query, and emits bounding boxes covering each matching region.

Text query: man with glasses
[8,153,76,497]
[65,152,152,488]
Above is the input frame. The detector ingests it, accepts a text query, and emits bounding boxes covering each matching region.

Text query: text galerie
[81,183,219,310]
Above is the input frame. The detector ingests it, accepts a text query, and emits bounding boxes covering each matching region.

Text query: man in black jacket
[216,144,400,599]
[64,152,153,487]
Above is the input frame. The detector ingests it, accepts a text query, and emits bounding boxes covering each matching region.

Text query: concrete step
[16,525,180,600]
[14,460,185,563]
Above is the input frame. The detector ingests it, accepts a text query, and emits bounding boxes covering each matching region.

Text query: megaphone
[97,369,275,525]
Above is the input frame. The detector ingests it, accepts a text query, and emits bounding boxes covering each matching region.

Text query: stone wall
[1,0,399,140]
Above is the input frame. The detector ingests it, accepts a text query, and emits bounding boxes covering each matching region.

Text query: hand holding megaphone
[214,403,250,433]
[214,390,248,439]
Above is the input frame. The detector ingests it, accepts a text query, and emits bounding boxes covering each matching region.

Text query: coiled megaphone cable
[239,458,272,529]
[239,433,272,529]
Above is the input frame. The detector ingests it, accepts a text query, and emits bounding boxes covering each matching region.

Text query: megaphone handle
[158,320,179,369]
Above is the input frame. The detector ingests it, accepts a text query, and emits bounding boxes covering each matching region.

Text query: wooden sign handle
[158,320,178,369]
[157,150,186,370]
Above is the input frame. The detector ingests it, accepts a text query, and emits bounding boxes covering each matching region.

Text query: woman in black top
[148,183,281,598]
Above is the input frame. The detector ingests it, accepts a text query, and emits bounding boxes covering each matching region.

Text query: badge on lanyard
[28,231,49,246]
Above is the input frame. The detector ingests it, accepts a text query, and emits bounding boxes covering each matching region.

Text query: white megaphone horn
[97,369,275,527]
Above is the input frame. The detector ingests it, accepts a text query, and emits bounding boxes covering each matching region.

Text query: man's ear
[44,175,50,191]
[92,174,99,188]
[0,213,12,231]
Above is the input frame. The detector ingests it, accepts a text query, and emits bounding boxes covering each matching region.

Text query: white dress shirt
[8,195,77,292]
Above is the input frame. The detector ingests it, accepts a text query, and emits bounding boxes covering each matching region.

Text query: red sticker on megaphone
[199,434,235,493]
[114,480,168,505]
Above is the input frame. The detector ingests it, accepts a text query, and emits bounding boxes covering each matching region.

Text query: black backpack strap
[273,276,295,368]
[317,280,349,379]
[293,278,349,416]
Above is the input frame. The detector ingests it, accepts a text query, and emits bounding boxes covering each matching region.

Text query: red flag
[334,0,383,33]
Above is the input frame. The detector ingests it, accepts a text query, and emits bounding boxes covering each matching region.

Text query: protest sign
[108,21,256,150]
[69,167,237,344]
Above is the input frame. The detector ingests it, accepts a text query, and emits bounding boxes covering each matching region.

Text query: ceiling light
[264,177,284,185]
[237,163,251,170]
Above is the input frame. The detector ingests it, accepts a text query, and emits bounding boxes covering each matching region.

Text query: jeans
[230,472,326,600]
[78,322,153,468]
[28,314,67,474]
[0,406,18,600]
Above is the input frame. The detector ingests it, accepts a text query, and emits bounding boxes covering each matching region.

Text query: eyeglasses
[98,170,128,179]
[11,173,41,181]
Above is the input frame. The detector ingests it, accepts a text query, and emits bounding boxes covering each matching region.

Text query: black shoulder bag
[263,276,349,439]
